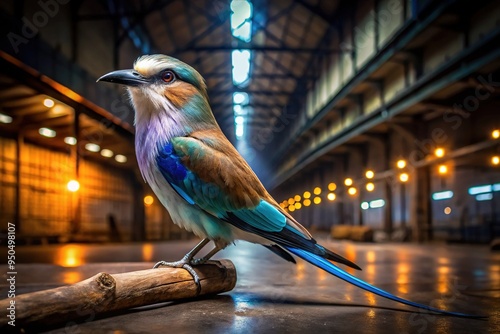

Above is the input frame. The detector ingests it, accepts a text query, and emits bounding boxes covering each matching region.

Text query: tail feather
[318,244,362,271]
[285,246,485,318]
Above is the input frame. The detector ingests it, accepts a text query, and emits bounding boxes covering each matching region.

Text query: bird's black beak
[97,69,149,87]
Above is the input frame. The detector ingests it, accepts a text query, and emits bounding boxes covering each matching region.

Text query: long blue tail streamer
[285,247,485,318]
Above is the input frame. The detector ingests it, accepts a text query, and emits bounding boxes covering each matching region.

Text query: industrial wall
[0,135,179,243]
[272,0,500,242]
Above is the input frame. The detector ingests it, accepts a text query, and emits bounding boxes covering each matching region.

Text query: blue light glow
[233,104,248,115]
[476,193,493,201]
[233,92,249,105]
[235,116,245,124]
[369,199,385,209]
[361,202,369,210]
[235,123,244,138]
[468,185,492,195]
[432,190,454,201]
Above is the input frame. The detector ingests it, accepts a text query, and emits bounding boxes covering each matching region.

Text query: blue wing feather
[156,141,287,233]
[285,247,485,318]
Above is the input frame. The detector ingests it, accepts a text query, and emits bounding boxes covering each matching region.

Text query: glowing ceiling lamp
[64,137,77,145]
[43,98,55,108]
[0,113,12,124]
[100,149,114,158]
[85,143,100,152]
[144,195,154,206]
[115,154,127,163]
[67,180,80,192]
[399,173,409,183]
[435,148,445,158]
[39,127,56,138]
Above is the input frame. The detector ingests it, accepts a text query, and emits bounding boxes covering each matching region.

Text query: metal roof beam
[180,45,342,54]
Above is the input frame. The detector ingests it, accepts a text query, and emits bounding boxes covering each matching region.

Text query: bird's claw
[153,259,202,295]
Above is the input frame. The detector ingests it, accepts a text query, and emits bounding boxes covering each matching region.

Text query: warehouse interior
[0,0,499,332]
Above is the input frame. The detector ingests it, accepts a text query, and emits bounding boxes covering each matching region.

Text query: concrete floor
[2,238,499,333]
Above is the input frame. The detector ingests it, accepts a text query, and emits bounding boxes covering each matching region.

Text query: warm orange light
[294,202,302,210]
[303,191,311,199]
[435,148,445,158]
[294,195,301,202]
[288,205,295,212]
[56,245,84,267]
[144,195,154,206]
[365,170,374,179]
[438,165,448,175]
[288,198,295,205]
[142,243,153,262]
[67,180,80,192]
[314,187,322,195]
[492,156,500,165]
[396,159,406,169]
[399,173,409,182]
[492,129,500,139]
[327,193,336,201]
[62,271,82,284]
[348,187,357,196]
[366,182,375,192]
[303,199,311,207]
[444,207,451,215]
[366,251,375,263]
[313,197,322,205]
[328,182,337,191]
[344,178,353,186]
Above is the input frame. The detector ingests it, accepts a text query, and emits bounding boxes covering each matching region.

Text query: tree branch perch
[0,260,236,330]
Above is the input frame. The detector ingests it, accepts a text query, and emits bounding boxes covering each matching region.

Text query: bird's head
[98,54,216,133]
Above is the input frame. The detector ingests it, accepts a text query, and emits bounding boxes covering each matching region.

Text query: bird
[98,54,481,318]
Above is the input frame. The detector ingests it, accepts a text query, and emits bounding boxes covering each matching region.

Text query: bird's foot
[190,257,207,266]
[153,258,201,295]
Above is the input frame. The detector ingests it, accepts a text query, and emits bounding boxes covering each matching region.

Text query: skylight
[235,123,245,138]
[233,92,249,140]
[230,0,253,140]
[230,0,253,43]
[233,92,249,104]
[232,49,251,86]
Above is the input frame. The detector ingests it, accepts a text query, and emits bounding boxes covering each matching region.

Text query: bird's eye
[161,70,175,83]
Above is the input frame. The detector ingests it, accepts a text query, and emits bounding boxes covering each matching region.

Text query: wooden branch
[0,260,236,330]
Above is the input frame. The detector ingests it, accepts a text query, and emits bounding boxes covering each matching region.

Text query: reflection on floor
[2,238,499,333]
